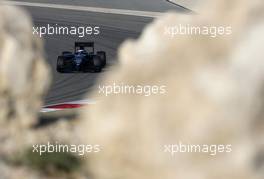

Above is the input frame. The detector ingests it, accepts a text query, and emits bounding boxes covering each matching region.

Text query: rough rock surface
[0,5,50,128]
[78,0,264,179]
[0,4,51,179]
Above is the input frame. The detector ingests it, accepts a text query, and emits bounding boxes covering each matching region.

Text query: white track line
[1,1,163,18]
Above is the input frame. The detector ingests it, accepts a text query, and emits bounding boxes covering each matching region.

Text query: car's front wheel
[57,56,65,73]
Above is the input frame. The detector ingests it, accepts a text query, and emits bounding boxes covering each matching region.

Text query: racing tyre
[97,51,106,67]
[57,56,65,73]
[93,56,102,72]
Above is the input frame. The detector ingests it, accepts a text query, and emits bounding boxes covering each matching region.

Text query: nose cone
[75,56,82,66]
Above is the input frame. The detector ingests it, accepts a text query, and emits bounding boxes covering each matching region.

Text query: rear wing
[75,42,94,52]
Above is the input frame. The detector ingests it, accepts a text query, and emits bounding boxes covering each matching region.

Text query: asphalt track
[5,1,189,105]
[10,0,190,12]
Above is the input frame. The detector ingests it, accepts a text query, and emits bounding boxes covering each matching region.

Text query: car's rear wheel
[97,51,106,67]
[93,56,102,72]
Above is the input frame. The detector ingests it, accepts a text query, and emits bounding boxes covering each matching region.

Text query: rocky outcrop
[78,0,264,179]
[0,5,50,127]
[0,4,51,179]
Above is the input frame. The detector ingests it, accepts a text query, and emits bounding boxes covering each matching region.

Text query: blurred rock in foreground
[0,4,51,179]
[79,0,264,179]
[0,5,50,126]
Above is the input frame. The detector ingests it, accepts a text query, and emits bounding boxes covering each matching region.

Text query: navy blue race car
[57,42,106,73]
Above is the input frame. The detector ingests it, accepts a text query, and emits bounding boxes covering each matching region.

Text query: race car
[56,42,106,73]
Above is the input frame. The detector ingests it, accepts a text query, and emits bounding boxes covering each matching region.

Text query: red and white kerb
[41,99,96,112]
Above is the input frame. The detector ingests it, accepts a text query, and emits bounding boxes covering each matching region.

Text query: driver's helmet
[77,49,85,54]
